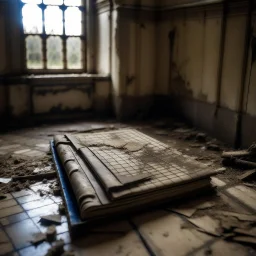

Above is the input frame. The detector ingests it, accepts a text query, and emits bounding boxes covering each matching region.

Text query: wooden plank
[132,210,212,256]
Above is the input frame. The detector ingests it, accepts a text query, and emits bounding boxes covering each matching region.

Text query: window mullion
[42,5,47,69]
[62,7,67,70]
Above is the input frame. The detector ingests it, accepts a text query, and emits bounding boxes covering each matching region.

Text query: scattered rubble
[53,187,61,196]
[46,226,57,242]
[40,214,62,225]
[31,232,47,245]
[0,155,55,193]
[45,239,65,256]
[238,170,256,181]
[58,204,66,215]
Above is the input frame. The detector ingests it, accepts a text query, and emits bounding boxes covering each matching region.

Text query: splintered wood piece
[186,216,222,236]
[40,214,62,225]
[232,236,256,245]
[214,211,256,222]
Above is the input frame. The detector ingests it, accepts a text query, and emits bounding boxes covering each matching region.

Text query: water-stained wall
[156,0,255,147]
[0,0,111,125]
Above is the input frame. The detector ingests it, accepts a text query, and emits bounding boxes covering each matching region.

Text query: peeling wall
[33,86,93,114]
[0,0,112,123]
[96,10,111,75]
[110,1,157,119]
[155,1,255,146]
[9,85,30,117]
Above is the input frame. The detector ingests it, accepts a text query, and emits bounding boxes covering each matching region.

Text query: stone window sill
[2,73,111,86]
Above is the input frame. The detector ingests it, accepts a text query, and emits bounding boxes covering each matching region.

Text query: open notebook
[54,129,218,220]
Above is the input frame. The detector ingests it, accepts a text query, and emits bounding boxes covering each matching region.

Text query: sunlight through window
[21,0,84,70]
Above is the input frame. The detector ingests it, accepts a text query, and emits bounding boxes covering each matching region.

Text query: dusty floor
[0,120,255,256]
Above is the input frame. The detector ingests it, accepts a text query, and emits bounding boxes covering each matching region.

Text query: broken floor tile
[72,229,152,256]
[40,214,62,225]
[185,215,222,236]
[33,216,68,235]
[196,239,251,256]
[31,232,46,245]
[214,211,256,222]
[132,210,211,256]
[0,178,12,184]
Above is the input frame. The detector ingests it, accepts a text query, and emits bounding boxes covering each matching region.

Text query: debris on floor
[40,214,62,225]
[238,170,256,181]
[222,142,256,170]
[185,215,222,236]
[0,154,55,193]
[0,178,12,184]
[58,204,66,215]
[45,239,65,256]
[46,225,57,242]
[0,120,256,255]
[169,200,216,217]
[31,232,47,245]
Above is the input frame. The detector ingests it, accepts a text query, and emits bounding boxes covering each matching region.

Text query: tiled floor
[0,121,255,256]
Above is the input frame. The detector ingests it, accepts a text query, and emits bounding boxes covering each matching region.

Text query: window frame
[20,0,87,74]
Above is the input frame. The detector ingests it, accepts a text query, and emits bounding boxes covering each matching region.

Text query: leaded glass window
[21,0,84,70]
